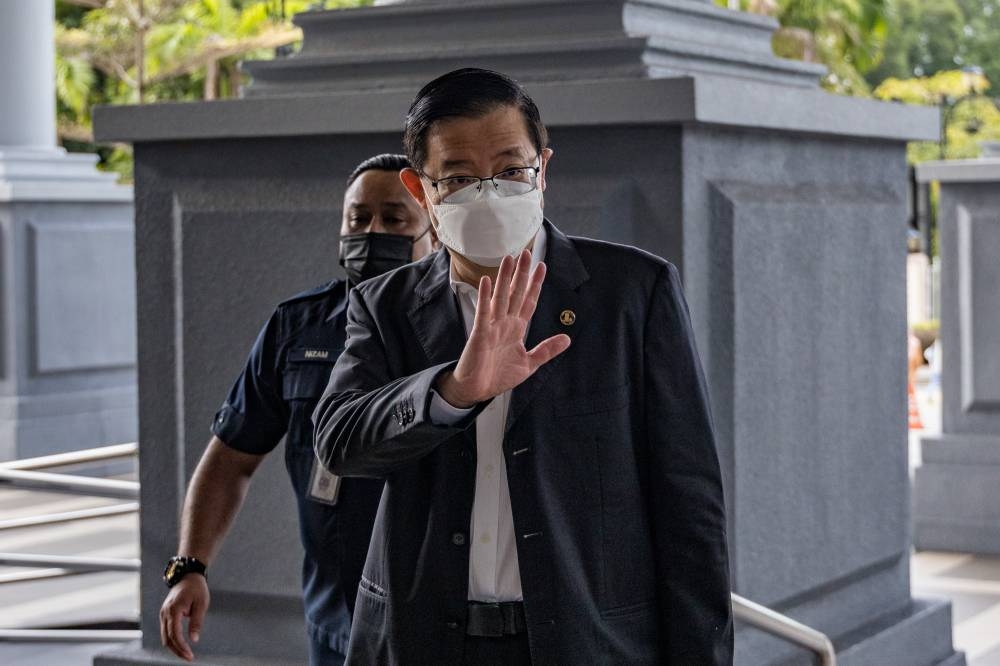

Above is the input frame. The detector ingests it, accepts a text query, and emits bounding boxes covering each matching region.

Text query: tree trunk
[135,0,145,103]
[227,60,241,99]
[204,59,219,100]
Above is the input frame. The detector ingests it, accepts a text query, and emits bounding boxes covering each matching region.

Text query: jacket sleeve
[312,286,483,479]
[644,263,734,664]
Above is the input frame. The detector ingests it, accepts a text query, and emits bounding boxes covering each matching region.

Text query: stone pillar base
[916,434,1000,555]
[834,597,964,666]
[0,147,136,461]
[0,386,137,460]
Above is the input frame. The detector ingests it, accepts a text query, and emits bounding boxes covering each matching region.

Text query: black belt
[466,601,527,637]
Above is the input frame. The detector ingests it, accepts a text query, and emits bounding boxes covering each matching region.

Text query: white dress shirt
[429,227,548,602]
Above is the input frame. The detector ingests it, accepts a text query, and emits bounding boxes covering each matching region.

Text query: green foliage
[714,0,1000,166]
[55,0,372,181]
[55,48,96,119]
[865,0,1000,88]
[874,68,1000,161]
[866,0,965,83]
[715,0,891,96]
[956,0,1000,94]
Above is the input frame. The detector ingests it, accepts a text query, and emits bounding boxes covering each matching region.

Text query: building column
[914,155,1000,554]
[0,0,57,149]
[0,0,136,461]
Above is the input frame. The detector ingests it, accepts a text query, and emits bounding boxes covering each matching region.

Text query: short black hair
[346,153,411,186]
[403,68,549,171]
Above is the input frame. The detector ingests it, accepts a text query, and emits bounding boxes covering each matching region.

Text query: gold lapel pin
[560,309,576,326]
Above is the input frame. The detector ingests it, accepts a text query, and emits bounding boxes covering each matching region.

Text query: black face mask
[338,228,429,285]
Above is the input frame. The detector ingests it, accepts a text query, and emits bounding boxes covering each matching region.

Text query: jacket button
[451,532,466,546]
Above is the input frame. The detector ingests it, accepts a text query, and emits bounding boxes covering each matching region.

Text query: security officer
[158,154,436,665]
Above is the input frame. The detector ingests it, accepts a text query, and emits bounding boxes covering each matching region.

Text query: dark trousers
[308,634,346,666]
[462,633,532,666]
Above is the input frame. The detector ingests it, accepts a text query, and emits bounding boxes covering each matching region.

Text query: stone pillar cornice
[915,158,1000,183]
[241,0,825,97]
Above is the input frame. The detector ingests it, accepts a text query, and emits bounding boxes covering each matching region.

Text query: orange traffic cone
[908,380,923,430]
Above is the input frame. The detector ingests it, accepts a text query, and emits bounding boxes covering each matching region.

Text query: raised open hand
[436,249,572,408]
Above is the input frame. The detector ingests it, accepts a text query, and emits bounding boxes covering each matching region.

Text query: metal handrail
[0,468,139,499]
[0,553,140,573]
[732,593,837,666]
[0,502,139,531]
[0,628,141,643]
[0,445,142,643]
[0,568,82,585]
[0,443,137,471]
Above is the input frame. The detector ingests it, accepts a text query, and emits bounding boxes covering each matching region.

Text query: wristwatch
[163,556,207,588]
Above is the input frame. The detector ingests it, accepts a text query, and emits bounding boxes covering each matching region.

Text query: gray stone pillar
[914,156,1000,555]
[0,0,136,460]
[0,0,57,148]
[92,1,963,664]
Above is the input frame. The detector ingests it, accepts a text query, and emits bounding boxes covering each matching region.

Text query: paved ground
[914,551,1000,665]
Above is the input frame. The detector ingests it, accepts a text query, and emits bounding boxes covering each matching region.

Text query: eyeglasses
[422,159,541,204]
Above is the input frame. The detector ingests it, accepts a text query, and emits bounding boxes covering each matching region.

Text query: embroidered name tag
[288,347,341,363]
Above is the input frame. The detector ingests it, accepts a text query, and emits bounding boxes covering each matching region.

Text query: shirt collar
[449,225,548,296]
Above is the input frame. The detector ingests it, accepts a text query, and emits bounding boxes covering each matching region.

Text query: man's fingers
[518,261,547,321]
[527,333,571,368]
[490,254,515,317]
[167,607,193,661]
[507,250,532,315]
[159,607,169,648]
[189,598,206,644]
[471,275,492,335]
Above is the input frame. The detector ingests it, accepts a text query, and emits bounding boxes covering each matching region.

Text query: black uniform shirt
[211,278,383,655]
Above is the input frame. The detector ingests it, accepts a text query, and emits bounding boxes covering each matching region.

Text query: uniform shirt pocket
[282,347,341,401]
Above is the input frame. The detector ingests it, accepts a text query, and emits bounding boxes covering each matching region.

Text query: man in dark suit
[313,68,732,665]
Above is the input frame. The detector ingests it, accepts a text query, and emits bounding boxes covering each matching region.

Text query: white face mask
[430,187,544,267]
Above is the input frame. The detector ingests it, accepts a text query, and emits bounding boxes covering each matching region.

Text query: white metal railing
[0,468,139,499]
[0,553,140,573]
[0,628,142,643]
[0,444,141,643]
[0,503,139,531]
[0,443,137,471]
[732,593,837,665]
[0,568,86,585]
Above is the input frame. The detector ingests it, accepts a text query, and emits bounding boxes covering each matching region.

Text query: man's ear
[539,147,554,192]
[400,168,428,209]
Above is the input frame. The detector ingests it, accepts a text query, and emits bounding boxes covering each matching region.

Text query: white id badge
[308,455,341,505]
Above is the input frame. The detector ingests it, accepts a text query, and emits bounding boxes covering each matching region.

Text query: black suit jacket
[313,221,733,665]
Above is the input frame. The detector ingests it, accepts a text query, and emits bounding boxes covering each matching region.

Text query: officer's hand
[160,574,209,662]
[438,250,571,408]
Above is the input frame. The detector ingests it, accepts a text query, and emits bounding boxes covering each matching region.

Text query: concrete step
[936,652,968,666]
[94,643,305,666]
[835,597,963,666]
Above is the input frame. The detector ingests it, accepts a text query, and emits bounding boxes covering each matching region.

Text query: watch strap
[163,556,207,588]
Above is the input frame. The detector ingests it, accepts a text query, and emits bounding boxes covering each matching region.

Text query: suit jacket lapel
[407,249,467,366]
[506,221,590,433]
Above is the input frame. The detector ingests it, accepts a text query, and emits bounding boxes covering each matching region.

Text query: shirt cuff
[428,388,475,425]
